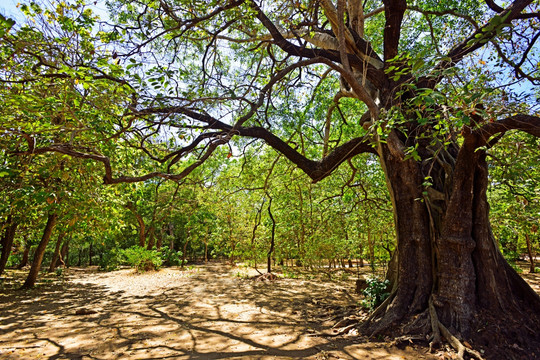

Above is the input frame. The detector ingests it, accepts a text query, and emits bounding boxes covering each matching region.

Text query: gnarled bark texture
[363,130,540,358]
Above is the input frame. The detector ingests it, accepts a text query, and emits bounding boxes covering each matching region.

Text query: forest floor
[0,262,539,360]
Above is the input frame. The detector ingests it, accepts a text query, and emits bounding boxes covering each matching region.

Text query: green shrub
[361,277,390,311]
[99,248,122,271]
[6,253,21,268]
[120,246,162,272]
[283,269,298,279]
[159,247,183,266]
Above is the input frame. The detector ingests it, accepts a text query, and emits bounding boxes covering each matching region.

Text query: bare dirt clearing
[1,263,538,359]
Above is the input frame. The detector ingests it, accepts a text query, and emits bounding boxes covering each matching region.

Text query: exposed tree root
[319,292,490,360]
[323,323,357,336]
[428,296,484,360]
[428,295,441,351]
[363,288,396,325]
[251,272,278,281]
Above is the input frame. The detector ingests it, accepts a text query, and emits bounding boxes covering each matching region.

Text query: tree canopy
[1,0,540,358]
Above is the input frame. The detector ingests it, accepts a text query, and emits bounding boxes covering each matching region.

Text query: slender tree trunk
[126,203,146,247]
[156,226,164,250]
[146,225,155,250]
[267,196,276,273]
[18,236,30,269]
[367,225,375,272]
[525,233,535,273]
[48,231,65,272]
[204,225,209,263]
[0,215,18,275]
[89,242,93,266]
[59,238,69,267]
[227,215,235,265]
[21,213,58,289]
[168,223,174,250]
[181,236,189,267]
[297,185,306,264]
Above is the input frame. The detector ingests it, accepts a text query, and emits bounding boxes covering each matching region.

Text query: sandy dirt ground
[1,263,538,360]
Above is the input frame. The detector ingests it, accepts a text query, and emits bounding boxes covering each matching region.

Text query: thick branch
[475,114,540,141]
[239,126,377,182]
[382,0,407,61]
[250,1,385,88]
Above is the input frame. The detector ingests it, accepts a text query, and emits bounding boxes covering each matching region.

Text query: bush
[120,246,162,272]
[6,253,21,268]
[99,248,122,271]
[361,277,390,311]
[159,247,183,266]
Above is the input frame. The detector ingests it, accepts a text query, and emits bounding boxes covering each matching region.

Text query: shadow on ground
[0,264,437,360]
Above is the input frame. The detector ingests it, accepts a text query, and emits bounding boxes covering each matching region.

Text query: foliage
[159,247,183,267]
[6,253,21,268]
[361,277,390,311]
[98,248,122,271]
[120,246,162,272]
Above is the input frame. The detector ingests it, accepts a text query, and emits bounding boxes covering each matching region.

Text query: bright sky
[0,0,24,22]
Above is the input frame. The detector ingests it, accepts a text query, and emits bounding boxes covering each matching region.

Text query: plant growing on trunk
[2,0,540,358]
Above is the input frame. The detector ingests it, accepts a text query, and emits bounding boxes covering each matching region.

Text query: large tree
[2,0,540,357]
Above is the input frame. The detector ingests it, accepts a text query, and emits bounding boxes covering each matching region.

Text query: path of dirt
[2,263,539,359]
[0,264,442,360]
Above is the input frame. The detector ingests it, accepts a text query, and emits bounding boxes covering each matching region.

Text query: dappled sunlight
[0,264,447,359]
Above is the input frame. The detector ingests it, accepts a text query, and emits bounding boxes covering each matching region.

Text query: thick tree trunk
[21,213,58,289]
[48,231,65,272]
[363,133,540,358]
[0,215,18,276]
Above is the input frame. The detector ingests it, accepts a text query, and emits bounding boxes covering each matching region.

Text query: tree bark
[146,225,155,250]
[18,236,30,269]
[89,242,93,266]
[48,231,65,272]
[59,238,69,267]
[21,213,58,289]
[362,131,540,357]
[0,215,18,276]
[267,196,276,274]
[156,226,164,250]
